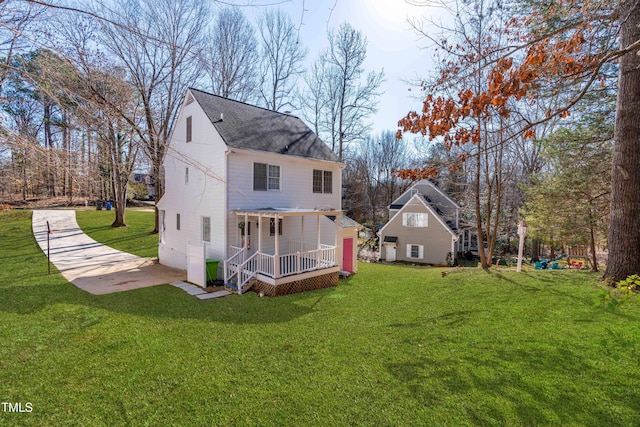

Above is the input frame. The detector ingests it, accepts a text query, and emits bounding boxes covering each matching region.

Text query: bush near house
[1,210,639,426]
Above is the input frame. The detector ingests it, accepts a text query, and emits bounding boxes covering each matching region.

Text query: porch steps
[224,276,240,294]
[224,276,256,295]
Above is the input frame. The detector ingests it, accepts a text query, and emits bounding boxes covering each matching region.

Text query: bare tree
[324,23,384,160]
[0,1,42,93]
[256,8,307,112]
[344,131,410,224]
[94,0,209,231]
[299,56,330,137]
[204,6,257,102]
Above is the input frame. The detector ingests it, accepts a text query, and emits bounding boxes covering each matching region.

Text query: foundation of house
[251,271,339,297]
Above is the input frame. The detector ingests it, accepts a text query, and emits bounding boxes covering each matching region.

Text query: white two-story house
[157,88,359,296]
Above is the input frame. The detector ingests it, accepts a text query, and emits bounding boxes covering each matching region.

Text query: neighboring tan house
[157,88,359,296]
[379,180,474,265]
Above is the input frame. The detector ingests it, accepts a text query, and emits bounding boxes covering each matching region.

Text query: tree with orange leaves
[399,0,633,279]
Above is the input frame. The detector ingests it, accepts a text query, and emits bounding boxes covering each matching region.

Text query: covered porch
[224,208,342,294]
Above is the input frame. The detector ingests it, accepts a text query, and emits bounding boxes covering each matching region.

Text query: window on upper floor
[254,163,280,191]
[403,212,427,227]
[176,213,181,231]
[186,116,192,142]
[313,169,332,193]
[185,167,189,184]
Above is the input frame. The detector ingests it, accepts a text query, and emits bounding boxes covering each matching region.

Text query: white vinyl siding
[403,212,427,227]
[407,244,424,259]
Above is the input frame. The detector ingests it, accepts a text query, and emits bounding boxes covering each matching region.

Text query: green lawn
[75,209,158,258]
[1,210,639,426]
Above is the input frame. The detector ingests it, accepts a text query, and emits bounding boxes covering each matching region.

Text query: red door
[342,238,354,272]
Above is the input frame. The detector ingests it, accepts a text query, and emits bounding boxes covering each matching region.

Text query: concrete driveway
[32,210,186,295]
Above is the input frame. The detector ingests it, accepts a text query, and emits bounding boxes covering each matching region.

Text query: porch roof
[233,207,343,218]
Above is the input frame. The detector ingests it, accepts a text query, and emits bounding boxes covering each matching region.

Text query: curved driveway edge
[32,210,186,295]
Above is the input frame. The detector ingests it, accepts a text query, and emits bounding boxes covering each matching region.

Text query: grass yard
[1,209,639,426]
[75,209,158,258]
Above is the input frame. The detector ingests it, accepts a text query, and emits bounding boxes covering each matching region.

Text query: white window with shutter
[406,244,424,259]
[402,212,427,227]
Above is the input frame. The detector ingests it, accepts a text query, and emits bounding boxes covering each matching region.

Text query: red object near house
[343,237,354,273]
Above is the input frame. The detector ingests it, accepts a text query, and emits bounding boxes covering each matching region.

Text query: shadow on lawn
[0,281,319,324]
[386,342,640,425]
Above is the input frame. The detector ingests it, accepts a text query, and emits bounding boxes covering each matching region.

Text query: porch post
[274,214,280,278]
[258,214,262,252]
[316,214,321,267]
[335,216,339,268]
[301,216,305,250]
[243,213,248,250]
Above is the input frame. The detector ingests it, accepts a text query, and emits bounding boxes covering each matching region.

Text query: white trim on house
[390,179,461,210]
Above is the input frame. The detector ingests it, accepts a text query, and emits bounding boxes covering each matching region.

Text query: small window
[202,216,211,242]
[313,169,332,193]
[403,212,427,227]
[323,170,332,193]
[411,245,420,258]
[407,244,423,259]
[185,167,189,184]
[268,165,280,190]
[186,116,192,142]
[313,170,323,193]
[254,163,267,191]
[254,163,280,191]
[176,213,181,231]
[269,218,283,236]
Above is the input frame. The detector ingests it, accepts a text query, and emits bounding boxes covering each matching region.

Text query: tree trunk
[589,217,598,273]
[475,149,490,269]
[604,0,640,282]
[531,239,540,262]
[44,102,56,197]
[152,158,163,233]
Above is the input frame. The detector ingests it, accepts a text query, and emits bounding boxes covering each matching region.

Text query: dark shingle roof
[189,88,339,163]
[326,214,362,229]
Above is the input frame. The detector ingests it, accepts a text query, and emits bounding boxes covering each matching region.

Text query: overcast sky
[239,0,448,135]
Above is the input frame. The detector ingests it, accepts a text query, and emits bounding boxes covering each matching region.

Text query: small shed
[327,215,362,274]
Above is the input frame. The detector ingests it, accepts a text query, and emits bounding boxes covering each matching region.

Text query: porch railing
[224,243,337,284]
[224,246,247,283]
[278,246,336,277]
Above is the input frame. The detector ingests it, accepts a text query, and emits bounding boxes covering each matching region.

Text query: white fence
[187,241,206,287]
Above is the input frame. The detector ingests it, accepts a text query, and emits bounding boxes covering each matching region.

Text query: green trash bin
[205,259,219,283]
